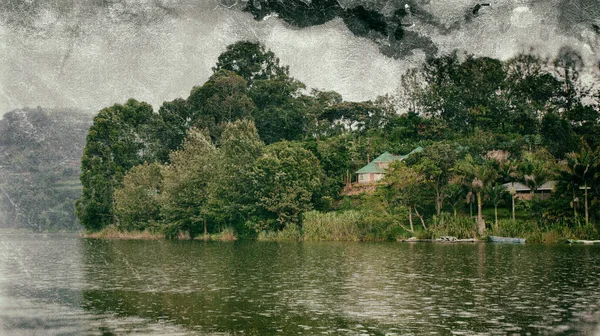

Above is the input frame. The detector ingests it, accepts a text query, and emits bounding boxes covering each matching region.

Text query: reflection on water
[1,234,600,335]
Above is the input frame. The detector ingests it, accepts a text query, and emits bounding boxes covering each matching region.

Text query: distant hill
[0,107,93,231]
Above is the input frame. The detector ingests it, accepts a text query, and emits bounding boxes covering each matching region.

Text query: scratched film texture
[1,0,599,115]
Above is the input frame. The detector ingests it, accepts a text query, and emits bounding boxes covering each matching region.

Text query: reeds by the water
[82,225,164,240]
[302,210,365,241]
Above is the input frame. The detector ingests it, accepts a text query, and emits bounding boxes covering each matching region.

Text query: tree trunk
[573,188,578,224]
[414,207,427,230]
[585,182,589,226]
[203,217,208,240]
[435,187,443,216]
[476,192,485,235]
[367,138,371,163]
[529,190,534,217]
[408,206,414,233]
[494,204,498,230]
[512,195,516,222]
[111,195,119,227]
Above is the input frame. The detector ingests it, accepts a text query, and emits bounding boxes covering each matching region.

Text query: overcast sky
[1,0,599,115]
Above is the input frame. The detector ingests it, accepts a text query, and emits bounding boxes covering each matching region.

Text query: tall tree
[384,162,429,232]
[456,155,498,235]
[412,52,507,134]
[249,141,322,232]
[76,99,156,231]
[504,54,562,135]
[213,41,289,85]
[558,140,597,226]
[208,120,265,233]
[518,149,556,215]
[540,111,577,158]
[114,162,163,231]
[412,143,459,216]
[150,98,193,163]
[249,75,309,144]
[159,128,217,239]
[187,70,255,141]
[487,183,506,229]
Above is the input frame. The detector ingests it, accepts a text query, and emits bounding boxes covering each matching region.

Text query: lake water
[1,234,600,335]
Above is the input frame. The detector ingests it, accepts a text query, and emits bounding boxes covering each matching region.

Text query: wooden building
[502,181,557,200]
[355,147,422,184]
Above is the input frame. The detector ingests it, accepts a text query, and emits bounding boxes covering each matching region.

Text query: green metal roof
[408,146,423,155]
[356,162,386,174]
[372,151,404,163]
[355,147,423,174]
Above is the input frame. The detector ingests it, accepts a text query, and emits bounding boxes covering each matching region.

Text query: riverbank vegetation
[76,42,600,242]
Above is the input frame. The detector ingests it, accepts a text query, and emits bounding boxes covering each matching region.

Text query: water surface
[1,234,599,335]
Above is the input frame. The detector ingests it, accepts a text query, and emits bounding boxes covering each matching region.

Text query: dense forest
[75,41,600,241]
[0,108,92,231]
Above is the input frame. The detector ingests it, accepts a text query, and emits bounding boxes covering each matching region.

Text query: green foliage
[414,53,507,133]
[72,42,600,241]
[302,210,364,241]
[158,128,217,239]
[491,219,541,239]
[213,41,289,84]
[455,154,498,235]
[541,112,577,158]
[208,119,264,234]
[429,214,476,239]
[518,149,557,193]
[256,223,303,241]
[249,76,308,144]
[187,70,255,140]
[412,142,460,215]
[302,210,411,241]
[76,99,157,231]
[250,141,323,231]
[114,162,163,231]
[150,98,192,162]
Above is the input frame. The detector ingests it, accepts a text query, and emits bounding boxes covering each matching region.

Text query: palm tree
[487,183,507,229]
[499,158,519,222]
[456,155,498,235]
[559,140,597,226]
[518,149,555,216]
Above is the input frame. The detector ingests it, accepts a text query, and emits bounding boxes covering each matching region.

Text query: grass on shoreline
[81,210,599,243]
[82,226,165,240]
[82,225,237,241]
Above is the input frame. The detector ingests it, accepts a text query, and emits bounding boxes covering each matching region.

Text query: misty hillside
[0,107,92,231]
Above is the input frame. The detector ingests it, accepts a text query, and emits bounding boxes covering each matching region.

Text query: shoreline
[78,230,592,244]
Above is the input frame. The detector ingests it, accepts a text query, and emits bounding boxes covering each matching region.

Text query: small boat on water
[567,239,600,245]
[489,236,526,244]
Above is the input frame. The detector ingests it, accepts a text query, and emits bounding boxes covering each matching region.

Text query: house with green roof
[355,147,423,184]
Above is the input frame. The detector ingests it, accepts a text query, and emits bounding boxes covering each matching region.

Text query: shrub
[492,219,539,238]
[163,222,180,240]
[210,226,237,241]
[572,223,600,240]
[415,229,433,240]
[429,214,476,239]
[302,210,363,241]
[257,223,302,241]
